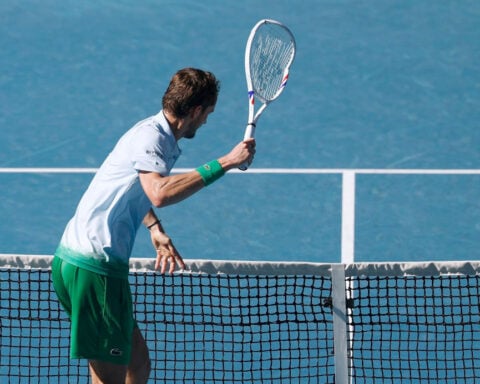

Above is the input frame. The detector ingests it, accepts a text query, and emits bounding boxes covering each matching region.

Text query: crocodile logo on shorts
[110,348,123,357]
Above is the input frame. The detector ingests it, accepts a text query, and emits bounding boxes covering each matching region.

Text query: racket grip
[243,123,256,140]
[239,123,256,171]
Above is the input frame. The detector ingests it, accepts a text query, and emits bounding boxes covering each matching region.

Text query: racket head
[245,19,296,105]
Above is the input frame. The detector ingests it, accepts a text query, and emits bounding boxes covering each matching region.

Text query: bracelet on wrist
[147,220,161,230]
[196,159,225,186]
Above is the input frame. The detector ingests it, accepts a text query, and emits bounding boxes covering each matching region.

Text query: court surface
[0,0,479,263]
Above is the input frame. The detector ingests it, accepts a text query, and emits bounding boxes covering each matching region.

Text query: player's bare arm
[139,139,255,208]
[142,208,185,273]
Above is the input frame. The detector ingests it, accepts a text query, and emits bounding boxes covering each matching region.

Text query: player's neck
[163,110,184,140]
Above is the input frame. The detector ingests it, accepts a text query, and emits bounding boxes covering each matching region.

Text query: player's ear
[189,105,203,119]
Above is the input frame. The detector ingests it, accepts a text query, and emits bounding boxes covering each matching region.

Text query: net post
[332,263,350,383]
[341,171,356,264]
[340,171,356,383]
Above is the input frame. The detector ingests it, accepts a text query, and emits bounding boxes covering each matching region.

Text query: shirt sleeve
[131,125,171,176]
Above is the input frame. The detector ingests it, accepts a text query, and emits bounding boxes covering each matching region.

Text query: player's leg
[89,360,128,384]
[89,326,150,384]
[125,326,151,383]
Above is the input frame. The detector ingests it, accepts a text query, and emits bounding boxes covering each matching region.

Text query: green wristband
[196,160,225,186]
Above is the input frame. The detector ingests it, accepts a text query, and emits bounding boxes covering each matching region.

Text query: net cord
[1,253,480,277]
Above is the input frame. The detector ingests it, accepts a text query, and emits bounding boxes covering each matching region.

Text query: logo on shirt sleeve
[145,149,165,160]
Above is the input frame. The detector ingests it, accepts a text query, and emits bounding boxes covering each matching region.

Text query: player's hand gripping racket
[239,19,296,170]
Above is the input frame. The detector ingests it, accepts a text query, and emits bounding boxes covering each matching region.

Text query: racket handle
[243,123,256,140]
[239,123,256,171]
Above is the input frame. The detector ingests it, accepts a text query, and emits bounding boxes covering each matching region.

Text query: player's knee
[127,355,151,383]
[145,356,152,376]
[139,354,151,375]
[128,327,151,381]
[89,360,128,384]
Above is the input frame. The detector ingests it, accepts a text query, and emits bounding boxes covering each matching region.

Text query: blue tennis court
[1,2,480,383]
[0,0,479,263]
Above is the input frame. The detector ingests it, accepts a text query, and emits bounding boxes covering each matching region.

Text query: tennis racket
[239,19,296,170]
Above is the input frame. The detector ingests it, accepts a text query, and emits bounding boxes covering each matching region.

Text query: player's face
[184,105,215,139]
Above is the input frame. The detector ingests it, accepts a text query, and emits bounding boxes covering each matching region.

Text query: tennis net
[1,255,479,383]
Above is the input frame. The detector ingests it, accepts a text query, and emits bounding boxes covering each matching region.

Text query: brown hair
[162,68,220,118]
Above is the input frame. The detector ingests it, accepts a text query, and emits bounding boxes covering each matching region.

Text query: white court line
[0,167,479,174]
[0,168,99,173]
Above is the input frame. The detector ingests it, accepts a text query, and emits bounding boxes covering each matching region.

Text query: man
[52,68,256,383]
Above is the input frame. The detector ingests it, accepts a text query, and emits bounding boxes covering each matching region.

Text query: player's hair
[162,68,220,118]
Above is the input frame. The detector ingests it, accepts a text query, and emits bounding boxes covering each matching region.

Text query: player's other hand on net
[149,225,185,274]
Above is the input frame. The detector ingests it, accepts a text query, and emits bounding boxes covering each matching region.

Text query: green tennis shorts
[52,256,134,365]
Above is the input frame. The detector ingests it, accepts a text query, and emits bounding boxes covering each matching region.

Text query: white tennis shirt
[56,111,181,277]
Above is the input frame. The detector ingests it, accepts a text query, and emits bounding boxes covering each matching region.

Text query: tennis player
[52,68,256,383]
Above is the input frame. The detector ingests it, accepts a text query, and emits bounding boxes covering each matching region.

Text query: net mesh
[1,257,334,384]
[348,274,480,383]
[1,256,480,383]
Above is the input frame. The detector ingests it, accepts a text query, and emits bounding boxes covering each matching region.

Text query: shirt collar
[153,110,174,137]
[153,110,181,158]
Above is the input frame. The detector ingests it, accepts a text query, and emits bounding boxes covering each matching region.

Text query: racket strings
[249,25,295,103]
